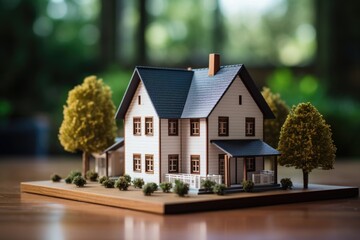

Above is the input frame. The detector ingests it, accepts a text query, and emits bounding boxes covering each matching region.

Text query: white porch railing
[165,174,222,189]
[252,170,274,185]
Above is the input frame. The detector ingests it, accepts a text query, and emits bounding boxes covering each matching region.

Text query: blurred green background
[0,0,359,158]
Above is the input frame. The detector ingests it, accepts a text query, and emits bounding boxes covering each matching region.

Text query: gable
[115,67,193,119]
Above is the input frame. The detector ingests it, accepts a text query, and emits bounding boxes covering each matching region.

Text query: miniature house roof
[103,137,124,153]
[210,140,280,157]
[115,64,274,119]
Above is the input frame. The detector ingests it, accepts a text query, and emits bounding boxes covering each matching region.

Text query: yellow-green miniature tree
[261,87,289,148]
[59,76,117,176]
[278,102,336,189]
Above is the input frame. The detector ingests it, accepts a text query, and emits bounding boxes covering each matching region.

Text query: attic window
[239,95,242,105]
[138,95,141,105]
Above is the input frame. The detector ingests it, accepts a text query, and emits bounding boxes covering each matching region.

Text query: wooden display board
[21,181,358,215]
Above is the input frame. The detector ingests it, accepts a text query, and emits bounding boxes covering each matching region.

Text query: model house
[115,54,280,188]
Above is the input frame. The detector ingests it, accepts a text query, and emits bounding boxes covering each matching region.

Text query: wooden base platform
[20,181,358,215]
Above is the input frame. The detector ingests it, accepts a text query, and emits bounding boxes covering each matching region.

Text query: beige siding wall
[160,119,181,182]
[180,118,207,176]
[208,75,264,175]
[124,81,160,184]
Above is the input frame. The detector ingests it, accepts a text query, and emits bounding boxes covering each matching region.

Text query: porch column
[105,152,109,177]
[224,155,230,187]
[273,156,278,184]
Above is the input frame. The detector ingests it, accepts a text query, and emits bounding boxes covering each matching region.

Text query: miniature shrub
[280,178,293,190]
[149,182,158,192]
[72,176,87,187]
[86,170,99,181]
[201,179,216,192]
[103,179,115,188]
[142,183,156,196]
[115,176,130,191]
[242,180,254,192]
[99,176,109,185]
[65,176,72,184]
[173,180,189,197]
[123,174,132,184]
[159,182,173,193]
[51,174,61,182]
[65,170,81,184]
[213,184,226,195]
[132,178,145,189]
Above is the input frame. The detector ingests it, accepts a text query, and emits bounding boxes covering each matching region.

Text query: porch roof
[210,139,280,157]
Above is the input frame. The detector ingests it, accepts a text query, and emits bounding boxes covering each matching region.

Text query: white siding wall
[160,119,181,182]
[208,75,264,175]
[124,81,160,184]
[181,118,207,176]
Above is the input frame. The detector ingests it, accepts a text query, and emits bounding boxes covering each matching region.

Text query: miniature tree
[261,87,289,148]
[278,102,336,189]
[58,76,117,176]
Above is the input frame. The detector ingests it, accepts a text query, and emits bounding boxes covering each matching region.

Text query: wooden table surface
[0,157,359,240]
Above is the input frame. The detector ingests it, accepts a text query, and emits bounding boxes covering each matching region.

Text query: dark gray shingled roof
[210,139,280,157]
[115,65,275,119]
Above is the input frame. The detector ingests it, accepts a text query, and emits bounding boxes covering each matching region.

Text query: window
[190,119,200,136]
[138,95,141,105]
[245,157,256,172]
[239,95,242,105]
[145,154,154,173]
[191,155,200,174]
[168,154,179,173]
[218,116,229,136]
[168,119,178,136]
[133,154,141,172]
[133,117,141,135]
[219,154,225,182]
[145,117,153,135]
[245,117,255,136]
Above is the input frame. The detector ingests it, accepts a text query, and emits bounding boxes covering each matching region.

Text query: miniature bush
[72,176,87,187]
[280,178,293,190]
[201,179,216,192]
[51,174,61,182]
[213,184,226,195]
[99,176,109,185]
[132,178,145,189]
[86,170,98,181]
[159,182,173,193]
[103,179,115,188]
[242,180,254,192]
[115,176,130,191]
[142,183,156,196]
[149,182,158,192]
[65,170,81,184]
[123,174,132,184]
[173,180,189,197]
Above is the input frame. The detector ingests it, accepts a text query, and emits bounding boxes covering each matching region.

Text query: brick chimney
[208,53,220,76]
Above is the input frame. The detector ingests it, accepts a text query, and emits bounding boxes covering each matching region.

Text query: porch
[211,139,281,187]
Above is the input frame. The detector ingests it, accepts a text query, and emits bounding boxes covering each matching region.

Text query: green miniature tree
[278,102,336,189]
[261,87,289,148]
[58,76,117,176]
